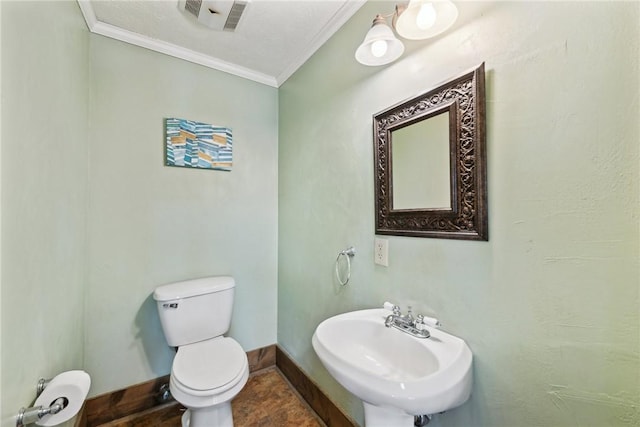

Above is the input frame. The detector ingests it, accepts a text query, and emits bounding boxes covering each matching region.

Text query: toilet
[153,276,249,427]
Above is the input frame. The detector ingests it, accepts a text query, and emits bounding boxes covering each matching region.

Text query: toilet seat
[172,337,248,396]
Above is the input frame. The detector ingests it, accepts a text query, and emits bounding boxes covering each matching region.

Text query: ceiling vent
[179,0,249,31]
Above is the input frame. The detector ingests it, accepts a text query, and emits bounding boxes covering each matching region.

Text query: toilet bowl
[153,276,248,427]
[170,338,249,426]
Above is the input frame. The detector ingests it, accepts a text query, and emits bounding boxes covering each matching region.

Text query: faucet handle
[383,301,401,315]
[420,315,441,328]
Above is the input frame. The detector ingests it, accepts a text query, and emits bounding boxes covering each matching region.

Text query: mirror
[391,109,451,210]
[373,63,487,240]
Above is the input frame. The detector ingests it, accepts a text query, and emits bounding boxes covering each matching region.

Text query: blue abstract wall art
[165,118,233,171]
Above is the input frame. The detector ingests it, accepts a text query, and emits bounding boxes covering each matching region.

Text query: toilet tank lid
[153,276,235,301]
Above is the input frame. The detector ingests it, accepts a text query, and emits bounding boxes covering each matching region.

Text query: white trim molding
[77,0,365,88]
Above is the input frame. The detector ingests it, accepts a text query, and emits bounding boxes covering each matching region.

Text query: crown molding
[275,0,366,86]
[77,0,279,88]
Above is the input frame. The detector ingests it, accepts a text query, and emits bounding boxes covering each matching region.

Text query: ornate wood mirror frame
[373,63,487,240]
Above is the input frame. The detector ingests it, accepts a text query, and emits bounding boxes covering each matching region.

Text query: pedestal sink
[312,309,472,426]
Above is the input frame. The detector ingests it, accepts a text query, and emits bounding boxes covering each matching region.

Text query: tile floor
[96,368,326,427]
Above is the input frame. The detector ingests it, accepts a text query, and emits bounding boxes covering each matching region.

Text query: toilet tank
[153,276,235,347]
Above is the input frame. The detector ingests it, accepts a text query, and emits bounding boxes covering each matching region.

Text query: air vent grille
[184,0,202,17]
[223,1,247,31]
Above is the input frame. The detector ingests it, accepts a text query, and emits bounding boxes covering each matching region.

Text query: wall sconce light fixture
[355,0,458,66]
[355,14,405,66]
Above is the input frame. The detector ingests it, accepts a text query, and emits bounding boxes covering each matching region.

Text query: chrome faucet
[384,304,401,327]
[383,302,440,339]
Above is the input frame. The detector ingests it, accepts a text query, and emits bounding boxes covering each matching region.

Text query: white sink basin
[312,309,472,424]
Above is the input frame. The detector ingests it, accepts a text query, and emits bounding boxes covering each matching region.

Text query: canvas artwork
[165,118,233,171]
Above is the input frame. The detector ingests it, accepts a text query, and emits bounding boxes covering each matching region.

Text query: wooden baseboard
[247,343,277,371]
[79,344,354,427]
[83,344,276,427]
[276,345,358,427]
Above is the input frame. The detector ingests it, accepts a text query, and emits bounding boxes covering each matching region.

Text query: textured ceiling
[79,0,366,87]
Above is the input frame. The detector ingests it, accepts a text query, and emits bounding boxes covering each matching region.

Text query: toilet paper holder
[16,396,68,427]
[35,378,54,398]
[16,370,90,427]
[17,376,66,426]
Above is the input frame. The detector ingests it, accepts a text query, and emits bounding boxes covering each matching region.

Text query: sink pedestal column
[363,402,415,427]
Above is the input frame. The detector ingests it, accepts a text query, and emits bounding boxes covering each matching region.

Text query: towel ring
[335,247,356,286]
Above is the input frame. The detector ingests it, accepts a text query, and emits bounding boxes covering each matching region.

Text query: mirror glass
[373,63,487,240]
[391,111,451,210]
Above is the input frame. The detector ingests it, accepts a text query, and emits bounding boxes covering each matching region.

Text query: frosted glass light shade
[355,15,405,66]
[394,0,458,40]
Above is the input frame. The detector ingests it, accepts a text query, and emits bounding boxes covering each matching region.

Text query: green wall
[1,1,638,426]
[1,2,89,426]
[85,35,279,395]
[278,1,639,426]
[0,0,279,417]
